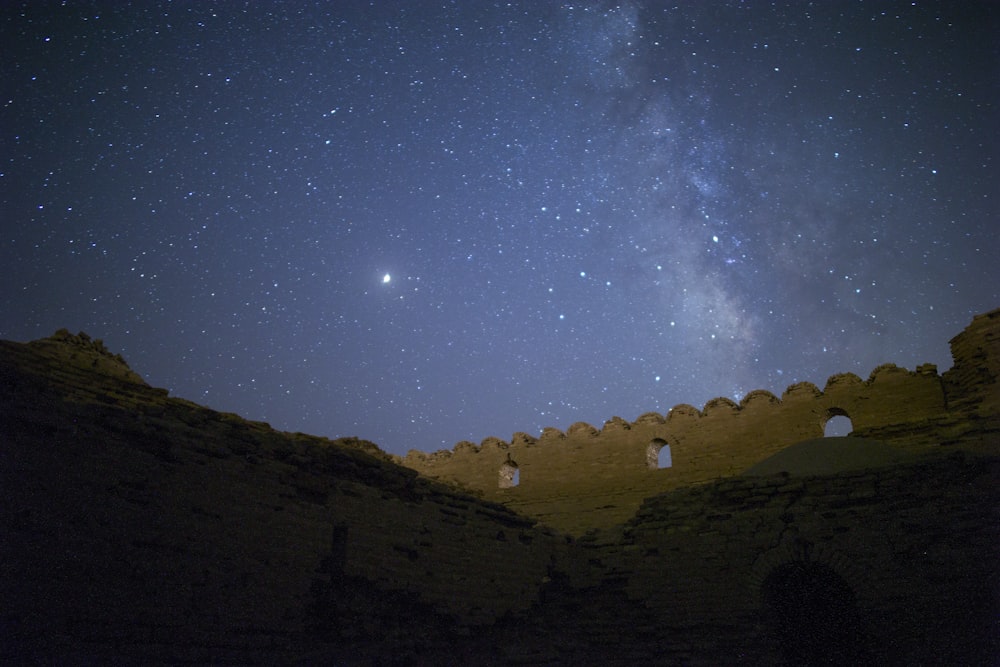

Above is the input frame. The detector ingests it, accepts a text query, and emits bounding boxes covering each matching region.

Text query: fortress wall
[0,341,570,661]
[402,365,953,533]
[322,481,559,625]
[945,308,1000,415]
[585,452,1000,664]
[2,312,997,664]
[0,421,561,656]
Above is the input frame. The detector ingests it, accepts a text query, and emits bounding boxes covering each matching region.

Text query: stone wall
[944,308,1000,415]
[562,450,1000,664]
[0,337,566,663]
[1,311,997,664]
[400,309,999,534]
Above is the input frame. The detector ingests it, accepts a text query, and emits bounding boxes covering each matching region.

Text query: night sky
[2,2,997,456]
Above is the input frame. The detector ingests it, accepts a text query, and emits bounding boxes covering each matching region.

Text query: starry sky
[2,2,997,456]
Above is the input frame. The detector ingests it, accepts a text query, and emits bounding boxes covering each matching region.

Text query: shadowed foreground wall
[1,311,998,664]
[0,331,567,663]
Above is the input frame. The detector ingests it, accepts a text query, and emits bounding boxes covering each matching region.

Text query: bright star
[382,273,391,284]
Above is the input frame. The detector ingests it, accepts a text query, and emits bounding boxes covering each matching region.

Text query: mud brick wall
[402,309,998,535]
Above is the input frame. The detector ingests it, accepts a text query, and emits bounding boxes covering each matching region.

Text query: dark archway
[762,561,870,665]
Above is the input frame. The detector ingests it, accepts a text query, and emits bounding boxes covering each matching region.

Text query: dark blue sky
[2,1,997,456]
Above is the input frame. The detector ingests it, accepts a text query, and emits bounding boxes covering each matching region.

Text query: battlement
[401,308,1000,534]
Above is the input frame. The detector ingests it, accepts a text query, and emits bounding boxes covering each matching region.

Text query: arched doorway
[762,560,869,665]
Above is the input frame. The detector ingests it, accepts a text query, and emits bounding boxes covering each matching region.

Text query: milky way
[2,2,997,455]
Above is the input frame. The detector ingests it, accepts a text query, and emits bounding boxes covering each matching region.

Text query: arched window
[499,459,519,488]
[646,438,673,469]
[824,412,853,437]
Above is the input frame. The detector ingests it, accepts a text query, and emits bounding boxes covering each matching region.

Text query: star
[0,1,994,455]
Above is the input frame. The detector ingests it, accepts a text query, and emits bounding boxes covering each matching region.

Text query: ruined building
[1,309,998,664]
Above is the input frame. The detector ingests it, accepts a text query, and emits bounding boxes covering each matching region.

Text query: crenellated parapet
[401,308,1000,534]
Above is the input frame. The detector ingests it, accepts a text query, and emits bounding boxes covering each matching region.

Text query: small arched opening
[646,438,673,470]
[498,458,519,488]
[762,560,869,665]
[824,409,853,437]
